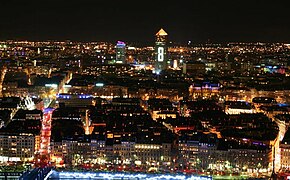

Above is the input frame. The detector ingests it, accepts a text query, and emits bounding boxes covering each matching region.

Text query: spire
[156,28,168,36]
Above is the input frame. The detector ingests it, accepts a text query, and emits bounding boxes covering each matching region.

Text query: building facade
[0,133,40,162]
[116,41,126,64]
[154,28,168,73]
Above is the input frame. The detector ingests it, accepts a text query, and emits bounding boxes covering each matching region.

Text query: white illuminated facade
[226,108,255,115]
[157,47,164,62]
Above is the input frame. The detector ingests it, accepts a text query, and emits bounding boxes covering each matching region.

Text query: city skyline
[1,1,290,43]
[2,1,290,179]
[1,32,290,179]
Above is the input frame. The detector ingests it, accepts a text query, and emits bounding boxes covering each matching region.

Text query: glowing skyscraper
[154,28,168,73]
[116,41,126,64]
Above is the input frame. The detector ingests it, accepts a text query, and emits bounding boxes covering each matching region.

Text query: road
[259,110,286,174]
[40,108,54,157]
[0,67,7,97]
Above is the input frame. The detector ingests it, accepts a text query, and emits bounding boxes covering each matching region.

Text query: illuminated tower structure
[154,28,168,74]
[116,41,126,64]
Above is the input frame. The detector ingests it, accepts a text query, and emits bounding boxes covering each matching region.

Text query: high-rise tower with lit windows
[154,28,168,73]
[116,41,126,64]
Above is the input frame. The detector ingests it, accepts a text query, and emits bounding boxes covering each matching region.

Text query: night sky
[1,0,290,44]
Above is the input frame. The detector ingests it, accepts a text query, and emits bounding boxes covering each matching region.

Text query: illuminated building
[220,86,255,102]
[29,66,51,77]
[50,139,92,166]
[2,82,29,97]
[116,41,126,64]
[185,137,271,173]
[280,143,290,170]
[254,64,286,75]
[134,143,172,164]
[92,84,128,99]
[153,111,177,121]
[50,123,174,166]
[79,64,131,76]
[0,115,41,163]
[147,98,176,120]
[51,138,172,166]
[154,28,168,73]
[204,144,270,173]
[0,133,40,162]
[105,138,135,164]
[280,129,290,171]
[225,101,255,115]
[56,93,94,107]
[178,133,200,166]
[189,81,220,100]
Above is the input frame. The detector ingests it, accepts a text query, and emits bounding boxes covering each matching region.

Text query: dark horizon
[1,0,290,44]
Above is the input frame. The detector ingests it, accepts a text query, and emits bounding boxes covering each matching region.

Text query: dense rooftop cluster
[0,40,290,179]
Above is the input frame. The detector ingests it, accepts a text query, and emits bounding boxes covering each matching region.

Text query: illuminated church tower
[154,28,168,74]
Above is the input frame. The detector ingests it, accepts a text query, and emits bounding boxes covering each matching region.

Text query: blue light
[43,108,54,114]
[78,95,92,99]
[117,41,126,47]
[278,103,289,107]
[57,95,71,99]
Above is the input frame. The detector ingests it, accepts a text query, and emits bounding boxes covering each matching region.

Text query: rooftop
[156,28,168,36]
